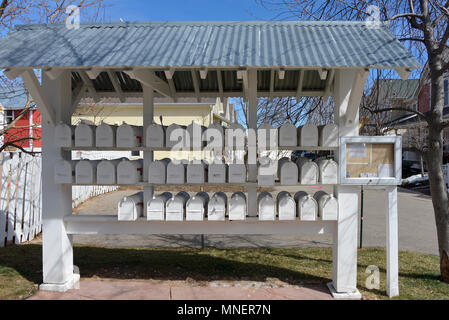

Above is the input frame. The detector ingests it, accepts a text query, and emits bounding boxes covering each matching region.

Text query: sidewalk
[27,280,334,300]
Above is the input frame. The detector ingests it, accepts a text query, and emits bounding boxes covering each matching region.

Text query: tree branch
[364,106,427,120]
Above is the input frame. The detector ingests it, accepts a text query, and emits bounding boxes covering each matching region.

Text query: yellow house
[72,97,236,160]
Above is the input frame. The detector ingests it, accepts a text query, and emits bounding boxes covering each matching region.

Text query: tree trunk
[427,61,449,283]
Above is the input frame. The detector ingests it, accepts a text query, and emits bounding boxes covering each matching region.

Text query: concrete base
[326,282,362,299]
[39,273,80,293]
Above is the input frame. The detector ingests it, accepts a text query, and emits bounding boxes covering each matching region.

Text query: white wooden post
[39,71,77,291]
[247,69,257,217]
[386,186,399,297]
[330,69,362,297]
[143,85,154,216]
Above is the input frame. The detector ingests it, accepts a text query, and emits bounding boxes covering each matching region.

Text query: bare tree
[0,0,106,154]
[256,0,449,283]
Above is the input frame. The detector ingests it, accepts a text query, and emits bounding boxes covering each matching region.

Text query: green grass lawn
[0,242,448,300]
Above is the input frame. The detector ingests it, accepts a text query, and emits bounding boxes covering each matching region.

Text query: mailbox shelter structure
[0,21,419,297]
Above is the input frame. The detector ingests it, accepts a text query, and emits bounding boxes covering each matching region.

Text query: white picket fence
[0,152,117,247]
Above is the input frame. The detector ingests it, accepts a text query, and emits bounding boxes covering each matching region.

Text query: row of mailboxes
[259,157,338,186]
[55,158,143,185]
[261,122,338,148]
[55,122,143,148]
[130,192,247,221]
[119,190,337,222]
[55,121,338,149]
[149,160,247,184]
[55,157,337,186]
[258,191,338,221]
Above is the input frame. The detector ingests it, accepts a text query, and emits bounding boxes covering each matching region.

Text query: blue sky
[104,0,273,22]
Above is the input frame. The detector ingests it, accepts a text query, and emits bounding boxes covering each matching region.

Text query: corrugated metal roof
[378,79,419,100]
[0,21,419,68]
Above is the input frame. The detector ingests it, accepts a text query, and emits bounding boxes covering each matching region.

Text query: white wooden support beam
[44,68,66,81]
[278,68,285,80]
[191,70,201,102]
[4,68,26,80]
[395,68,412,80]
[324,69,335,102]
[164,68,175,80]
[330,69,361,297]
[237,70,249,98]
[143,85,154,218]
[296,69,305,101]
[344,69,369,126]
[217,70,224,102]
[21,70,56,126]
[200,69,208,80]
[85,68,102,80]
[107,70,125,102]
[269,69,275,101]
[78,70,99,102]
[318,69,329,81]
[40,71,76,291]
[247,69,258,217]
[125,69,171,98]
[386,186,399,298]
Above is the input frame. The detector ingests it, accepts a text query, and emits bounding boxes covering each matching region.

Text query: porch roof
[0,21,419,69]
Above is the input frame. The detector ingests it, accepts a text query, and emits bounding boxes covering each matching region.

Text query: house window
[5,110,14,124]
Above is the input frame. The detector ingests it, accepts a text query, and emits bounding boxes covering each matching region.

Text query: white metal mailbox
[96,121,117,147]
[75,160,98,184]
[55,159,76,184]
[204,123,224,148]
[298,123,318,147]
[208,163,227,183]
[278,122,297,147]
[148,159,170,184]
[317,159,338,184]
[258,192,276,221]
[96,159,120,185]
[118,192,143,221]
[277,191,296,220]
[187,161,207,184]
[116,122,142,147]
[278,157,299,185]
[147,192,172,221]
[229,192,246,221]
[295,191,318,221]
[297,158,319,184]
[75,122,95,147]
[117,159,143,184]
[258,157,275,186]
[225,123,246,148]
[319,123,338,147]
[145,123,165,148]
[166,160,187,184]
[314,191,338,221]
[187,121,206,149]
[258,122,277,149]
[166,124,187,148]
[165,191,190,221]
[54,123,74,148]
[208,192,227,221]
[186,192,209,221]
[228,163,246,183]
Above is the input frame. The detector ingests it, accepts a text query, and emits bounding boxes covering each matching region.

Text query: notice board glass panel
[340,136,402,185]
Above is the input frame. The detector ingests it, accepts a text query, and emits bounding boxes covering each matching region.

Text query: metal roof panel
[0,21,419,69]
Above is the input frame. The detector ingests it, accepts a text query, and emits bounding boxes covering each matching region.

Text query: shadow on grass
[0,244,332,286]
